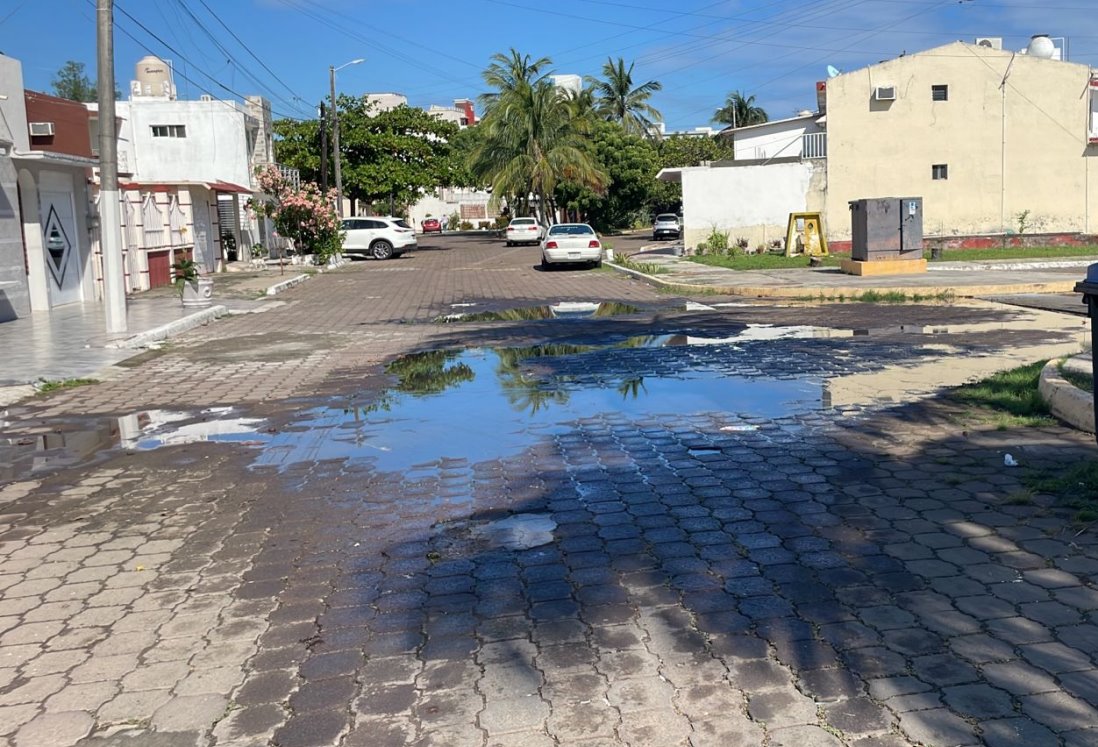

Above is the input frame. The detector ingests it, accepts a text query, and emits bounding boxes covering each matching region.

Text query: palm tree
[478,48,552,116]
[713,91,768,129]
[471,51,607,223]
[587,57,663,139]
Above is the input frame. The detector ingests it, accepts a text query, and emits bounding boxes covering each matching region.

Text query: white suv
[341,217,417,259]
[505,217,544,246]
[652,213,682,241]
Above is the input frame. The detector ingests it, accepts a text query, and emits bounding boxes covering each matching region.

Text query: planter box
[181,277,214,307]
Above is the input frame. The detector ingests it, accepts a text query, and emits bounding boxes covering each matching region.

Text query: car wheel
[541,256,549,270]
[371,240,394,260]
[593,260,602,269]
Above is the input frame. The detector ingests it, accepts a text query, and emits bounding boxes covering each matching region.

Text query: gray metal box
[849,197,923,261]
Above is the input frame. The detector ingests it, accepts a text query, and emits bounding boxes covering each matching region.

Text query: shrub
[459,220,474,230]
[705,226,729,255]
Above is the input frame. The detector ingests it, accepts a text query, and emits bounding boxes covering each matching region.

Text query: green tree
[713,91,768,128]
[647,133,736,214]
[340,100,461,212]
[471,50,606,222]
[51,61,97,102]
[272,117,322,184]
[587,57,663,139]
[557,121,659,231]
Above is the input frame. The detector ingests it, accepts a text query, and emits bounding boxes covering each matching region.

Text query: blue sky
[3,0,1096,130]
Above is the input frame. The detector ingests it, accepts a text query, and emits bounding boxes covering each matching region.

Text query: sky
[3,0,1096,131]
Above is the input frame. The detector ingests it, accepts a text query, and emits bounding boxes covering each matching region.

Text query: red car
[421,218,442,234]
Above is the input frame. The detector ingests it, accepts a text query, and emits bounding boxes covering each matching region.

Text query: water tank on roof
[1026,34,1056,59]
[134,55,175,98]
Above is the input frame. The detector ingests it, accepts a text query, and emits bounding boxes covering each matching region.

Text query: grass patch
[1024,460,1098,523]
[35,377,99,395]
[615,256,667,275]
[688,253,842,271]
[926,245,1098,262]
[948,360,1058,428]
[792,290,956,304]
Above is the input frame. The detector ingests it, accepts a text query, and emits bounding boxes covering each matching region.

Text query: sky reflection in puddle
[253,346,821,473]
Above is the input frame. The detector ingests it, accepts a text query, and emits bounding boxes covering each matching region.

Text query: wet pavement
[1,234,1097,747]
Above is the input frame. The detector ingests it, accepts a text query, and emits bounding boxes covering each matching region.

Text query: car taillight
[588,240,600,248]
[529,226,538,231]
[546,241,558,249]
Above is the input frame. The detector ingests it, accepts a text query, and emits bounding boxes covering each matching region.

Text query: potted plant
[172,258,214,307]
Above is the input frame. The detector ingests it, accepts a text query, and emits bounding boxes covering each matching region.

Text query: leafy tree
[713,90,768,128]
[272,117,323,184]
[587,57,663,139]
[51,61,97,102]
[471,50,606,223]
[648,134,737,214]
[557,120,659,231]
[339,100,461,211]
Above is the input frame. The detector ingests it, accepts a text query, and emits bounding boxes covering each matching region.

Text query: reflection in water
[437,301,642,323]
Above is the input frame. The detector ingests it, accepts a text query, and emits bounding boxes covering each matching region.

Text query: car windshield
[548,225,594,236]
[393,219,412,229]
[511,219,535,226]
[656,214,678,222]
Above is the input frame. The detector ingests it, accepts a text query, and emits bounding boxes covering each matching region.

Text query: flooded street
[1,236,1097,746]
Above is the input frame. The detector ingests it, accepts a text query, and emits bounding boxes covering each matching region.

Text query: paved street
[2,234,1098,747]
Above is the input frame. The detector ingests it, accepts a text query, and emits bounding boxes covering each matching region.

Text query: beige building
[663,38,1098,250]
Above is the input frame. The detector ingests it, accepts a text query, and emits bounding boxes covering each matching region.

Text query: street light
[330,57,364,218]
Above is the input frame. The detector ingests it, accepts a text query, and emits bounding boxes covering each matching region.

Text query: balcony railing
[802,132,827,159]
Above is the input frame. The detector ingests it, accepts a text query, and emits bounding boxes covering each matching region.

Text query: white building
[365,92,409,113]
[550,75,583,95]
[722,111,826,161]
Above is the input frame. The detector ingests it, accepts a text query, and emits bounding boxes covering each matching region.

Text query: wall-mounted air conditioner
[975,37,1003,50]
[873,86,897,101]
[29,122,55,137]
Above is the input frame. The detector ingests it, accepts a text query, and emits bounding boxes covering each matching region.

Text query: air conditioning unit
[29,122,55,137]
[200,94,213,102]
[975,37,1003,50]
[873,86,897,101]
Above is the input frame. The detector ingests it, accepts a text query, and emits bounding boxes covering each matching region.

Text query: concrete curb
[0,384,38,407]
[107,305,229,349]
[1039,355,1095,434]
[265,273,310,296]
[605,262,1078,299]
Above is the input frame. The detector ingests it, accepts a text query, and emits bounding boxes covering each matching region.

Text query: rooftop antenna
[826,65,841,78]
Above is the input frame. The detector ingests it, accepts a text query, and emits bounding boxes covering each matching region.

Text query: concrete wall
[0,55,29,320]
[825,41,1098,240]
[118,100,252,186]
[734,116,821,161]
[681,159,825,250]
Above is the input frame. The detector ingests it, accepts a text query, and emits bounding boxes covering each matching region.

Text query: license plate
[569,252,580,257]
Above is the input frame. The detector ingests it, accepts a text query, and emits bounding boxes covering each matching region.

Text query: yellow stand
[785,213,828,257]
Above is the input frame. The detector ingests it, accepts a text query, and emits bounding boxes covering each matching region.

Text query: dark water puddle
[436,301,642,323]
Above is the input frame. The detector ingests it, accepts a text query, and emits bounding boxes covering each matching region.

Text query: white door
[192,199,215,273]
[39,187,82,307]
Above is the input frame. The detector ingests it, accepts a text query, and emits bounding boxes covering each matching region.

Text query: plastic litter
[1003,453,1019,467]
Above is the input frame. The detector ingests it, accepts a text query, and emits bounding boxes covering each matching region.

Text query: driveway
[0,234,1095,747]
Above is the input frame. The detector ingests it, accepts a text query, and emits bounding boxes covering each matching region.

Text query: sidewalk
[0,268,314,403]
[615,247,1096,299]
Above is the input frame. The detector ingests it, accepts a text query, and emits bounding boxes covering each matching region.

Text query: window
[932,85,949,102]
[151,124,186,138]
[932,164,949,180]
[142,193,166,247]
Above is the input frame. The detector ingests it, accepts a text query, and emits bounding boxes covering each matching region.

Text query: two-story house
[662,37,1098,252]
[87,56,276,291]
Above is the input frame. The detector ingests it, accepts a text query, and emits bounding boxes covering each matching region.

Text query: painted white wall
[733,116,821,161]
[0,54,29,152]
[681,160,822,248]
[118,100,253,186]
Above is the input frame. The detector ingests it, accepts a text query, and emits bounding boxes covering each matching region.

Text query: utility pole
[330,58,363,219]
[97,0,126,333]
[319,101,328,193]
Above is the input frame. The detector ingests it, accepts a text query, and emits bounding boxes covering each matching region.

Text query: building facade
[664,39,1098,251]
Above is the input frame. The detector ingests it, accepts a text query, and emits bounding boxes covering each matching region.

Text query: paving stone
[616,708,691,747]
[1060,670,1098,708]
[478,696,550,734]
[151,693,228,732]
[1063,728,1098,747]
[942,683,1015,718]
[545,700,619,741]
[746,686,818,728]
[606,676,676,713]
[768,724,844,747]
[980,660,1060,696]
[272,710,349,747]
[898,707,979,746]
[979,717,1060,747]
[822,696,893,737]
[13,710,94,747]
[1022,690,1098,732]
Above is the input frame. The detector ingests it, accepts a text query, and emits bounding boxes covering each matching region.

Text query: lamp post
[330,58,363,218]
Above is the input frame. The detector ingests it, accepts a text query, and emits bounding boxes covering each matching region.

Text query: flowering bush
[250,165,343,263]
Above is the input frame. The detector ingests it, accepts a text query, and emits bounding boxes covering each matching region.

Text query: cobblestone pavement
[1,235,1097,746]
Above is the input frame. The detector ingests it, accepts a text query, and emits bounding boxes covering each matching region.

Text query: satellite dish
[826,65,841,78]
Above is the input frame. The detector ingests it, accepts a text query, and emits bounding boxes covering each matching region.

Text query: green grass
[1024,460,1098,523]
[792,290,956,303]
[615,257,667,275]
[948,360,1057,428]
[35,377,99,394]
[926,245,1098,262]
[688,253,842,270]
[1058,362,1094,393]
